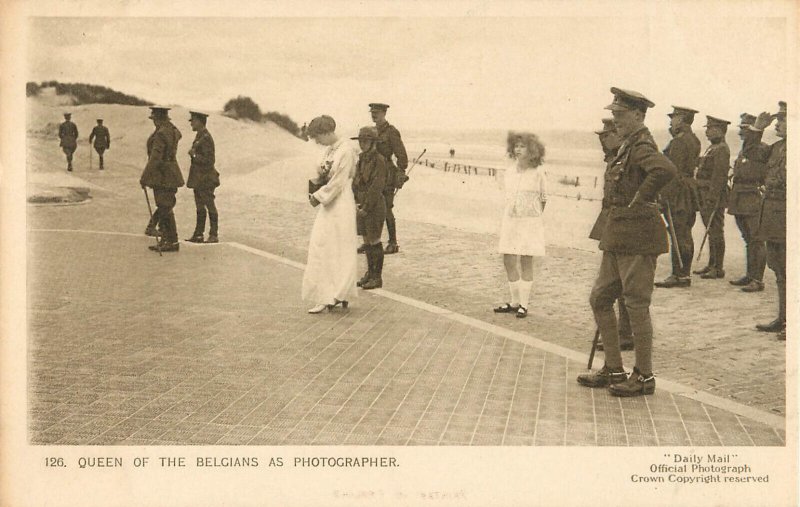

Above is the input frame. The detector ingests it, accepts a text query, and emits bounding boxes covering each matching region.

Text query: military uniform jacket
[659,128,700,213]
[352,150,388,213]
[695,141,730,211]
[376,122,408,190]
[756,139,786,242]
[89,126,111,149]
[186,128,220,190]
[727,136,769,216]
[589,148,618,241]
[139,122,185,189]
[58,121,79,148]
[597,126,676,255]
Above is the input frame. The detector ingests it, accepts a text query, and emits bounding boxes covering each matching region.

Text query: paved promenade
[26,147,788,446]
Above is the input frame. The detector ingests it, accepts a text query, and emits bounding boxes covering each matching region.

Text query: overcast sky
[27,9,791,133]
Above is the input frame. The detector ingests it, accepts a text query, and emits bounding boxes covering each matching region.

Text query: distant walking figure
[302,115,359,314]
[89,119,110,170]
[493,131,548,319]
[58,112,78,171]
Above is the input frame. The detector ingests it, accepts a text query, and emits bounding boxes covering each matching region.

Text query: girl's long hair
[506,131,545,168]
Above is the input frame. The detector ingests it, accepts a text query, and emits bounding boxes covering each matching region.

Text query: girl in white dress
[494,131,548,318]
[302,115,359,314]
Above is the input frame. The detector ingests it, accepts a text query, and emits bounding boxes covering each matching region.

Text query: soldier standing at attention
[58,112,79,171]
[693,116,731,279]
[186,111,220,244]
[351,126,388,290]
[140,106,184,252]
[727,113,770,292]
[753,101,787,339]
[89,119,111,170]
[369,103,408,254]
[654,106,701,288]
[577,88,676,397]
[589,118,633,352]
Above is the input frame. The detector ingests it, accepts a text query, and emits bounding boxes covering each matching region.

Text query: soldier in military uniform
[369,103,408,254]
[654,106,701,288]
[753,101,787,339]
[139,106,184,252]
[728,113,770,293]
[351,126,388,290]
[590,118,633,352]
[88,119,111,170]
[693,116,731,279]
[58,112,79,172]
[577,88,676,397]
[186,111,220,244]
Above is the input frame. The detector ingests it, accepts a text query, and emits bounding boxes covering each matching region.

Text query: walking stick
[394,148,426,196]
[696,192,724,262]
[665,200,683,270]
[587,327,601,370]
[143,187,162,256]
[89,145,92,171]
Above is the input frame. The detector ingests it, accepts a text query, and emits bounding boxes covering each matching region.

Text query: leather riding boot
[207,213,219,243]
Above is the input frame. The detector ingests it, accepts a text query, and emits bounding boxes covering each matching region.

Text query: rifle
[393,149,426,196]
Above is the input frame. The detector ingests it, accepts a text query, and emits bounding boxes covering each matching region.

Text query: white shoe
[307,304,328,314]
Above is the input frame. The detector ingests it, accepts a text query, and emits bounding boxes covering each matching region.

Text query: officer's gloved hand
[753,112,774,131]
[395,171,409,189]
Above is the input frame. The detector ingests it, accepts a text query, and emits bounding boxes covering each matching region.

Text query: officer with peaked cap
[89,119,111,170]
[140,106,184,252]
[186,111,220,243]
[693,115,731,279]
[369,103,408,254]
[351,126,388,290]
[589,118,634,352]
[577,88,676,397]
[753,101,787,339]
[58,112,79,171]
[655,106,702,288]
[727,113,770,292]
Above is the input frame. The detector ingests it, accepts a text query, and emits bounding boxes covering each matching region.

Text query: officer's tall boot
[385,218,399,254]
[99,154,104,170]
[207,213,219,243]
[362,243,383,290]
[145,209,161,237]
[188,210,206,243]
[757,274,786,332]
[357,246,373,287]
[161,211,179,252]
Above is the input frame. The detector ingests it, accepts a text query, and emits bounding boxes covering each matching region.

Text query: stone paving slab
[28,230,785,446]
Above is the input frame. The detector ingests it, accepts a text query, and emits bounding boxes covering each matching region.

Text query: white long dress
[301,139,359,304]
[497,163,548,256]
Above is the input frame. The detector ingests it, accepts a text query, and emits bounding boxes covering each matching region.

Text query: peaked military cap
[189,111,209,120]
[605,87,655,112]
[96,118,104,122]
[306,115,336,137]
[667,106,698,119]
[704,115,731,128]
[63,112,72,117]
[738,113,757,128]
[350,126,379,140]
[368,103,390,111]
[594,118,616,135]
[148,106,171,119]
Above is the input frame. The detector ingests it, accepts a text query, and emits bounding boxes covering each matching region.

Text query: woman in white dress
[493,131,548,318]
[302,115,359,314]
